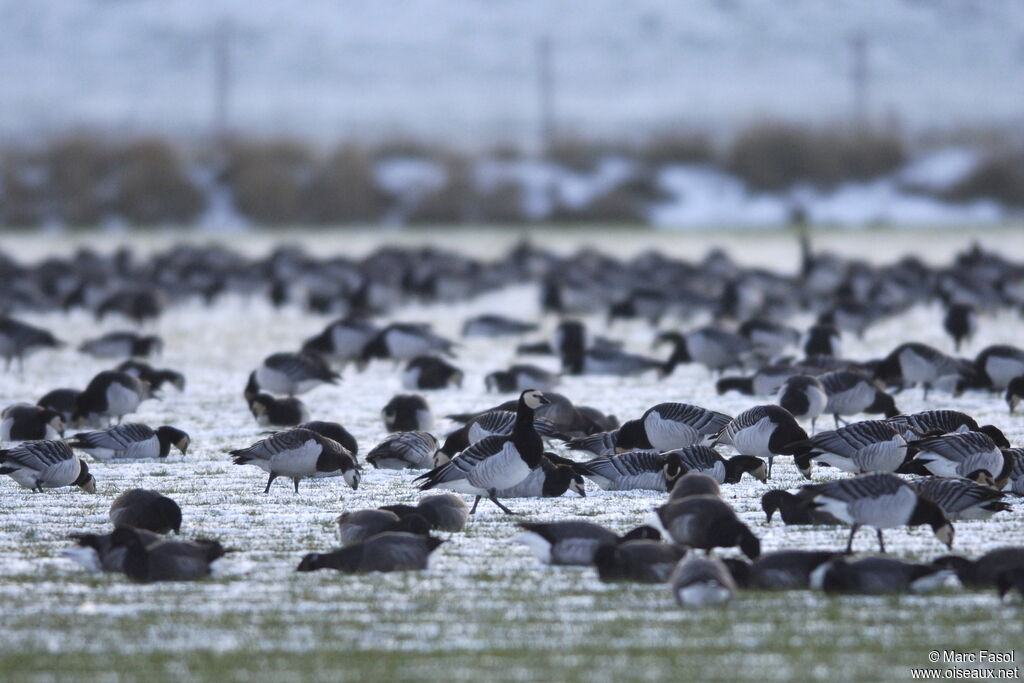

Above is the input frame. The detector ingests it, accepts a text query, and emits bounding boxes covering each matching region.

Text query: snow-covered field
[1,228,1023,681]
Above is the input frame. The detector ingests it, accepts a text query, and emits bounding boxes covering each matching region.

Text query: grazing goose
[366,431,438,470]
[905,430,1010,481]
[576,450,682,492]
[462,314,538,338]
[378,494,469,532]
[669,473,722,500]
[1006,376,1024,414]
[296,532,443,573]
[116,360,186,392]
[415,389,549,514]
[561,345,665,377]
[255,352,339,396]
[109,527,230,582]
[515,521,660,566]
[403,355,463,390]
[230,427,361,493]
[715,363,801,397]
[670,556,737,606]
[802,472,954,553]
[1003,448,1024,495]
[873,342,962,398]
[297,421,358,456]
[776,375,827,431]
[761,489,840,525]
[382,394,434,432]
[913,477,1011,521]
[357,323,456,367]
[446,392,605,439]
[593,541,687,583]
[79,331,163,359]
[713,405,808,478]
[0,440,96,493]
[73,370,152,427]
[0,315,62,369]
[662,446,767,484]
[726,550,840,590]
[567,403,731,456]
[819,370,898,427]
[650,495,761,559]
[814,556,950,595]
[886,409,979,441]
[738,319,800,361]
[37,388,81,425]
[943,303,977,352]
[791,420,907,479]
[974,345,1024,392]
[109,489,182,533]
[65,528,162,573]
[485,364,559,393]
[437,411,560,459]
[658,328,752,375]
[249,394,310,428]
[1,403,64,441]
[301,317,379,368]
[802,324,841,358]
[932,547,1024,588]
[67,424,190,460]
[494,453,586,498]
[335,509,430,546]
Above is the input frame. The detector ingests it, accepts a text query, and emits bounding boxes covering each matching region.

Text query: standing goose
[78,331,163,359]
[494,453,586,498]
[873,342,962,398]
[73,370,152,427]
[109,489,182,533]
[0,440,96,493]
[382,394,434,432]
[254,352,339,396]
[357,323,456,367]
[37,388,81,426]
[67,424,190,460]
[650,495,761,559]
[366,431,438,470]
[0,316,62,369]
[248,394,310,428]
[301,317,379,368]
[576,450,682,492]
[905,430,1010,481]
[713,405,808,478]
[657,328,752,375]
[109,527,230,582]
[819,370,899,427]
[566,403,731,456]
[943,303,977,353]
[802,472,954,553]
[791,420,907,480]
[414,389,550,514]
[776,375,828,431]
[913,477,1011,521]
[802,324,842,358]
[296,532,443,573]
[670,556,737,606]
[437,410,560,460]
[662,446,767,485]
[515,521,661,566]
[593,541,687,583]
[230,427,361,493]
[974,344,1024,391]
[1,404,64,441]
[378,494,469,532]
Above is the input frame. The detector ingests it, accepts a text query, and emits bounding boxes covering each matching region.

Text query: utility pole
[536,35,555,157]
[849,31,869,130]
[212,18,233,142]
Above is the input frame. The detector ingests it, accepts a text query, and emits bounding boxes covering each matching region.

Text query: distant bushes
[0,126,1018,228]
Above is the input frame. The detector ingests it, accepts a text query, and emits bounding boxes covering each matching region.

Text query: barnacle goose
[255,352,339,396]
[819,370,898,428]
[670,556,737,606]
[301,317,379,368]
[790,420,907,479]
[65,528,162,573]
[737,319,800,361]
[296,421,358,456]
[382,394,434,432]
[567,403,731,456]
[1006,376,1024,414]
[576,450,682,492]
[37,388,81,426]
[776,375,827,431]
[515,521,660,566]
[715,363,801,397]
[944,303,977,352]
[662,446,767,484]
[725,550,839,590]
[366,431,438,470]
[378,494,469,532]
[932,547,1024,588]
[802,324,841,358]
[713,405,808,478]
[414,389,549,514]
[116,360,186,392]
[462,314,538,337]
[335,510,430,546]
[669,473,722,500]
[109,527,231,582]
[886,409,979,441]
[657,327,752,375]
[996,569,1024,600]
[650,495,761,559]
[761,489,840,525]
[494,453,585,498]
[296,532,443,573]
[974,345,1024,391]
[593,541,686,583]
[79,331,163,359]
[0,440,96,493]
[0,316,62,369]
[913,477,1011,521]
[437,410,560,460]
[1004,448,1024,495]
[904,429,1010,481]
[249,394,310,428]
[73,370,152,427]
[1,403,64,441]
[815,556,951,595]
[446,392,607,439]
[109,489,182,533]
[67,424,190,460]
[357,323,456,367]
[802,472,954,552]
[403,355,463,390]
[485,364,559,393]
[873,342,963,398]
[230,427,360,493]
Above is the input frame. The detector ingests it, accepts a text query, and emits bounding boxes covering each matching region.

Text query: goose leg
[469,496,481,514]
[264,472,279,494]
[923,384,931,401]
[833,414,841,429]
[811,417,817,434]
[876,528,886,553]
[845,524,860,553]
[488,490,515,515]
[767,458,773,479]
[293,478,301,493]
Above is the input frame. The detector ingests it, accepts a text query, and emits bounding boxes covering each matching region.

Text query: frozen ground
[1,228,1023,681]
